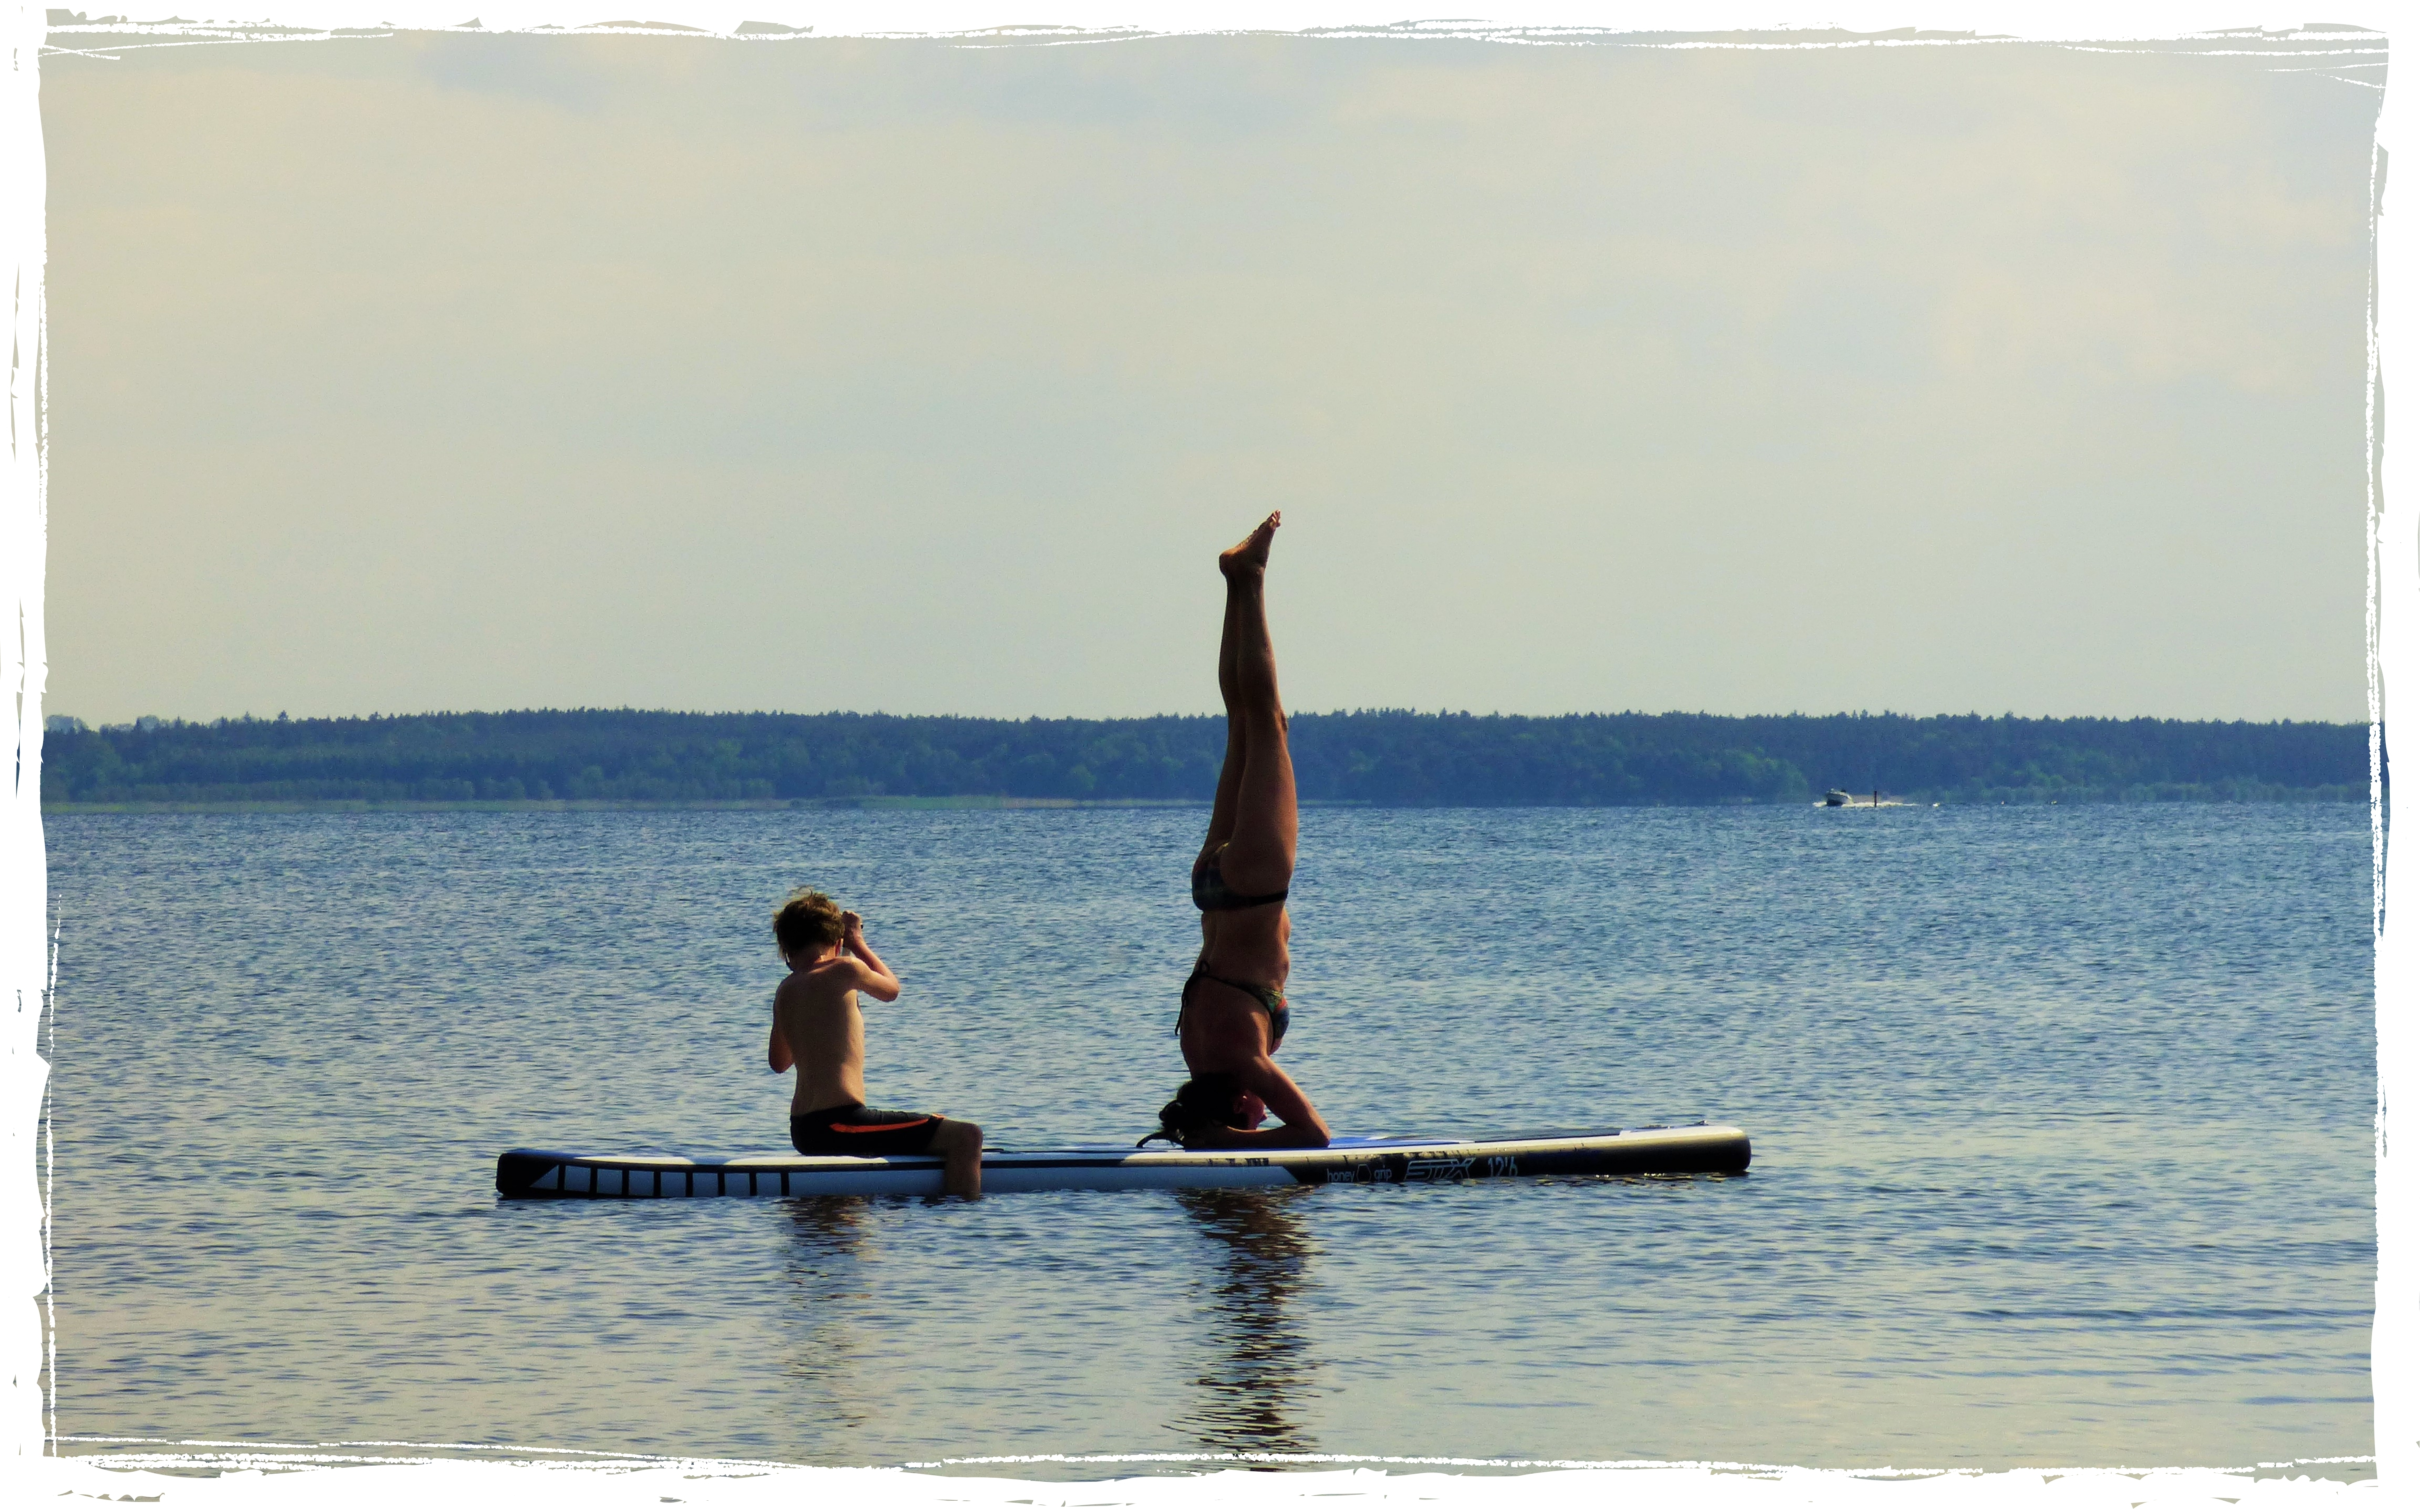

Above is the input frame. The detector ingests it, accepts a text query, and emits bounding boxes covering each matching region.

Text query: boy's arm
[767,991,794,1073]
[840,912,902,1002]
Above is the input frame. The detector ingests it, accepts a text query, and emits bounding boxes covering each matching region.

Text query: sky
[37,23,2385,725]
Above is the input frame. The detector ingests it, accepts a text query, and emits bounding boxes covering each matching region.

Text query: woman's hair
[772,888,846,957]
[1162,1073,1247,1132]
[1139,1073,1250,1147]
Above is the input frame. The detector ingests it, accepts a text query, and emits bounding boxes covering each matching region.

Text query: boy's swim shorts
[790,1103,945,1157]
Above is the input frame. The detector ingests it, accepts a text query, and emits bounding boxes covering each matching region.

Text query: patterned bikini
[1180,844,1290,1049]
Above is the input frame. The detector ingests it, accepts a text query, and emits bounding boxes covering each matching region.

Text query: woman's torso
[1184,846,1293,1070]
[1195,903,1290,989]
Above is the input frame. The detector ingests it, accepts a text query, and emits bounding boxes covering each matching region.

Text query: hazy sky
[40,25,2382,724]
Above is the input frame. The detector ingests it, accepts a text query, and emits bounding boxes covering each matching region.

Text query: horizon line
[44,706,2375,731]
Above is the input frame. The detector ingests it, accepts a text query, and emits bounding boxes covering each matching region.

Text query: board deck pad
[494,1123,1751,1198]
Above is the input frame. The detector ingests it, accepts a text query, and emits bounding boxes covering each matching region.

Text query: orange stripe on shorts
[833,1120,927,1133]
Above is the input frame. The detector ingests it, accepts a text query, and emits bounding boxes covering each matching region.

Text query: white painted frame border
[4,4,2402,1508]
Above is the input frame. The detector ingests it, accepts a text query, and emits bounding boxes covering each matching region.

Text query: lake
[41,803,2376,1474]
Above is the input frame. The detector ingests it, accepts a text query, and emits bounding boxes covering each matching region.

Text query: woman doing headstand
[1158,512,1332,1150]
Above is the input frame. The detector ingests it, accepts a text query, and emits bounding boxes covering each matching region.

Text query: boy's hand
[834,914,900,1001]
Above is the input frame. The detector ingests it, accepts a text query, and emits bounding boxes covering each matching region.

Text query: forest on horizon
[38,707,2370,809]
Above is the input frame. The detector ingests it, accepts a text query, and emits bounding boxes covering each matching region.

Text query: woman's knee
[1235,705,1288,741]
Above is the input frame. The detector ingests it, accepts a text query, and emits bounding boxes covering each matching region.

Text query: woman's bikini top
[1190,846,1289,912]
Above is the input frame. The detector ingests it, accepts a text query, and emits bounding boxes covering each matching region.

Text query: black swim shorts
[791,1103,945,1157]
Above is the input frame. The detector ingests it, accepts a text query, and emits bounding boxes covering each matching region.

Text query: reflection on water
[781,1198,874,1433]
[1170,1187,1321,1455]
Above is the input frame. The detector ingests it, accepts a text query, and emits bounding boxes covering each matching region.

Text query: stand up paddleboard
[494,1123,1750,1199]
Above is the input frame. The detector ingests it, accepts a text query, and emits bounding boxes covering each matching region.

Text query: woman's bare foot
[1219,512,1281,580]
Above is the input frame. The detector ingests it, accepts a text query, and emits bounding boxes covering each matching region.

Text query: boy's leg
[928,1118,984,1199]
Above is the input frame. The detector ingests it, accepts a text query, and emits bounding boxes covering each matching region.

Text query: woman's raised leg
[1210,514,1296,896]
[1199,583,1248,860]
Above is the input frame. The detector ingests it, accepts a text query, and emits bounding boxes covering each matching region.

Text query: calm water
[42,804,2376,1471]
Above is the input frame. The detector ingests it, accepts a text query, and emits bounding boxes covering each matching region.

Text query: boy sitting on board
[767,889,984,1200]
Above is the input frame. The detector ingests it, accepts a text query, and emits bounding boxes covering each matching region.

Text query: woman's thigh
[1199,721,1246,858]
[1217,713,1297,891]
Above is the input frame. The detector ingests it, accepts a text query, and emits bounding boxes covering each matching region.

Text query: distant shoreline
[41,795,1223,815]
[37,707,2371,811]
[42,793,2361,816]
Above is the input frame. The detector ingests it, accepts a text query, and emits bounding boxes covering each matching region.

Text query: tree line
[37,708,2369,808]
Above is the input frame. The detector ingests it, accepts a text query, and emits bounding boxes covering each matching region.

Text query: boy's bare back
[767,909,901,1112]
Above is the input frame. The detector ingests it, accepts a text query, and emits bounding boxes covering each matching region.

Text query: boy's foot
[1219,512,1280,580]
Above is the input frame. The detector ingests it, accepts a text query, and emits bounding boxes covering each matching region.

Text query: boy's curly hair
[772,888,847,958]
